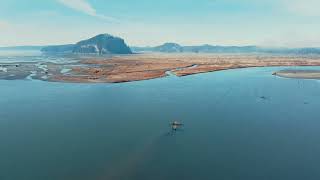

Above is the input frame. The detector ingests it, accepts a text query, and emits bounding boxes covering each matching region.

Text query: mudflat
[2,53,320,83]
[273,69,320,79]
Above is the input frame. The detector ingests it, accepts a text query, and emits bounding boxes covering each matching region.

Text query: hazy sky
[1,0,320,47]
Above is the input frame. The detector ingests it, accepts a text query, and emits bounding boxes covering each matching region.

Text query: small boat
[171,121,183,131]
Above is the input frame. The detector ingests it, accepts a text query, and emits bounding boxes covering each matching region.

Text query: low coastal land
[273,70,320,79]
[1,53,320,83]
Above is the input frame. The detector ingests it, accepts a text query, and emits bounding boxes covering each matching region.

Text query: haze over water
[1,53,320,179]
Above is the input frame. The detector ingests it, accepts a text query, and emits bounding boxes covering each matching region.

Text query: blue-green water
[1,66,320,180]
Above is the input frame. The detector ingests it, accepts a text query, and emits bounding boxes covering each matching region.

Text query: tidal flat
[274,69,320,79]
[2,53,320,83]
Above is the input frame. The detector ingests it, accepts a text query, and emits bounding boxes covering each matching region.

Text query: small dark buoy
[260,96,268,100]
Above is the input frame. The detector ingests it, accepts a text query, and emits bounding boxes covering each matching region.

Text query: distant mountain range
[2,35,320,55]
[41,34,132,54]
[0,46,44,51]
[131,43,320,55]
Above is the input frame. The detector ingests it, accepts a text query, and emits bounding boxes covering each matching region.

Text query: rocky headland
[41,34,132,55]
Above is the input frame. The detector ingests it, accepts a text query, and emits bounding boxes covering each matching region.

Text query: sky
[1,0,320,47]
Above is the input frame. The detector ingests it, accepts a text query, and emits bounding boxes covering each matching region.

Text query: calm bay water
[1,53,320,179]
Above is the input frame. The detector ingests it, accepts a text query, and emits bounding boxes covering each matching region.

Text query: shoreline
[2,54,320,83]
